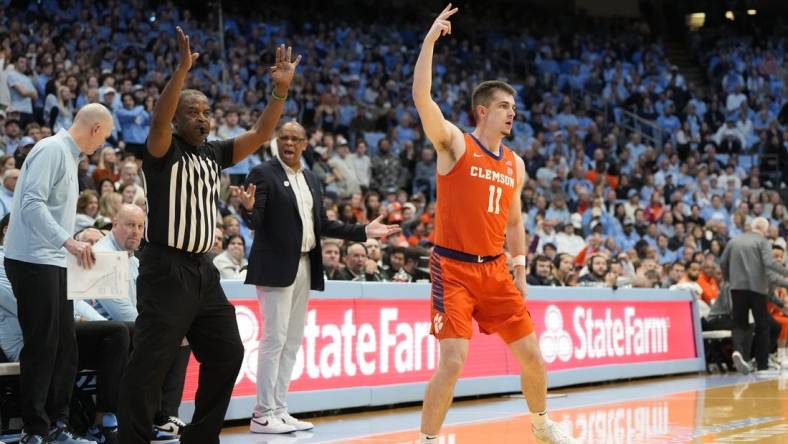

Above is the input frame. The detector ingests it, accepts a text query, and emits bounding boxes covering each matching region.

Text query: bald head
[74,103,113,127]
[279,120,306,135]
[751,217,770,236]
[69,104,114,155]
[113,204,146,251]
[115,204,146,222]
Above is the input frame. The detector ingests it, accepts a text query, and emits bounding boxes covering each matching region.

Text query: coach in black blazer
[237,121,398,434]
[242,154,360,291]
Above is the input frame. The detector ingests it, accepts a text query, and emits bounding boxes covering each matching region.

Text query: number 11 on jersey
[487,185,502,214]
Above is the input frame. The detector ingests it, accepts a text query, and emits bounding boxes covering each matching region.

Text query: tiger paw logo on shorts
[433,313,444,333]
[539,305,573,363]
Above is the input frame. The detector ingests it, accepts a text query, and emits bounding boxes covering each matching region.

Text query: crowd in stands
[0,2,787,302]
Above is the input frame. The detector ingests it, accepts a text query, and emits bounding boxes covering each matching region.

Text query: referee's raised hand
[64,238,96,269]
[176,26,199,72]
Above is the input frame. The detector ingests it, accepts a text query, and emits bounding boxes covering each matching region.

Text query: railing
[569,84,671,149]
[619,108,671,149]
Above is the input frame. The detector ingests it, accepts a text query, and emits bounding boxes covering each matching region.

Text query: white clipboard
[67,251,129,300]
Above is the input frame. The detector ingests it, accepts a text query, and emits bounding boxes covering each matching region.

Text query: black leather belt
[434,245,501,263]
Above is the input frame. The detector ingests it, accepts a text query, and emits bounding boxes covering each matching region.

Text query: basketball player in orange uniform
[412,5,577,444]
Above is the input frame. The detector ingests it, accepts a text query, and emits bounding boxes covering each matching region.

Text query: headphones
[587,253,610,275]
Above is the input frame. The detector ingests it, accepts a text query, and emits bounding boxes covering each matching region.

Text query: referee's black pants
[4,258,78,436]
[731,289,771,370]
[118,245,243,444]
[124,320,192,424]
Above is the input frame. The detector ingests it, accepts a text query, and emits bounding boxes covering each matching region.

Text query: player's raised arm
[147,26,198,158]
[412,4,461,153]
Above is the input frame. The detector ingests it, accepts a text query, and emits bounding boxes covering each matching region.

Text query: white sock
[419,432,439,442]
[779,347,787,361]
[532,410,548,429]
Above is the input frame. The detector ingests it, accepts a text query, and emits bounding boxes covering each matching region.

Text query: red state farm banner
[181,298,697,401]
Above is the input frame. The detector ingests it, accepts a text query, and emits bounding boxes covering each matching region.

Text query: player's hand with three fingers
[424,4,459,44]
[64,238,96,269]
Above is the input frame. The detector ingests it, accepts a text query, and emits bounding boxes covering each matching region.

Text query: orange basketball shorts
[429,249,534,343]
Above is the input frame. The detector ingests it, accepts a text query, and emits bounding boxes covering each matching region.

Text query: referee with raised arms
[117,27,301,444]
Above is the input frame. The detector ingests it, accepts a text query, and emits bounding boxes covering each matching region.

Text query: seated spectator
[770,245,788,368]
[0,168,18,218]
[663,261,686,288]
[92,147,120,184]
[383,246,409,281]
[577,254,611,288]
[213,235,249,279]
[543,242,558,260]
[96,178,117,197]
[75,227,106,245]
[322,239,344,280]
[402,247,430,282]
[526,255,557,286]
[335,242,382,282]
[208,227,225,260]
[697,263,721,305]
[114,162,144,202]
[361,238,380,268]
[552,253,577,286]
[97,191,123,228]
[671,261,709,316]
[555,220,585,257]
[75,190,100,232]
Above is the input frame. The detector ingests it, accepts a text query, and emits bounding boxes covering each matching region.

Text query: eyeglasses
[278,136,306,143]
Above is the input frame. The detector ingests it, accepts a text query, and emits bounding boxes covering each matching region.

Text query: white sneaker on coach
[278,411,314,431]
[532,418,578,444]
[250,413,296,434]
[732,351,752,374]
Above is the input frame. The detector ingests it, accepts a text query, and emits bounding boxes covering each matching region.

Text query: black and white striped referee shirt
[142,134,235,254]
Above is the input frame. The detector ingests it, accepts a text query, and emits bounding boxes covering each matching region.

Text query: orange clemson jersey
[433,133,518,256]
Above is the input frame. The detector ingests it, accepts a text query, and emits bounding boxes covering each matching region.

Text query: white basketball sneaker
[278,411,314,431]
[732,351,752,374]
[250,412,296,434]
[532,418,578,444]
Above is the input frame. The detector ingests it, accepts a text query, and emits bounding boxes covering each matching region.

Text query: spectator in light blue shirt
[220,109,258,181]
[656,234,677,265]
[3,104,113,441]
[615,218,641,253]
[0,168,18,218]
[0,215,22,362]
[6,55,38,126]
[115,93,150,158]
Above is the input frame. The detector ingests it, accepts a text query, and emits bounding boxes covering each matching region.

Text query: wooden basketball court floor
[219,372,788,443]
